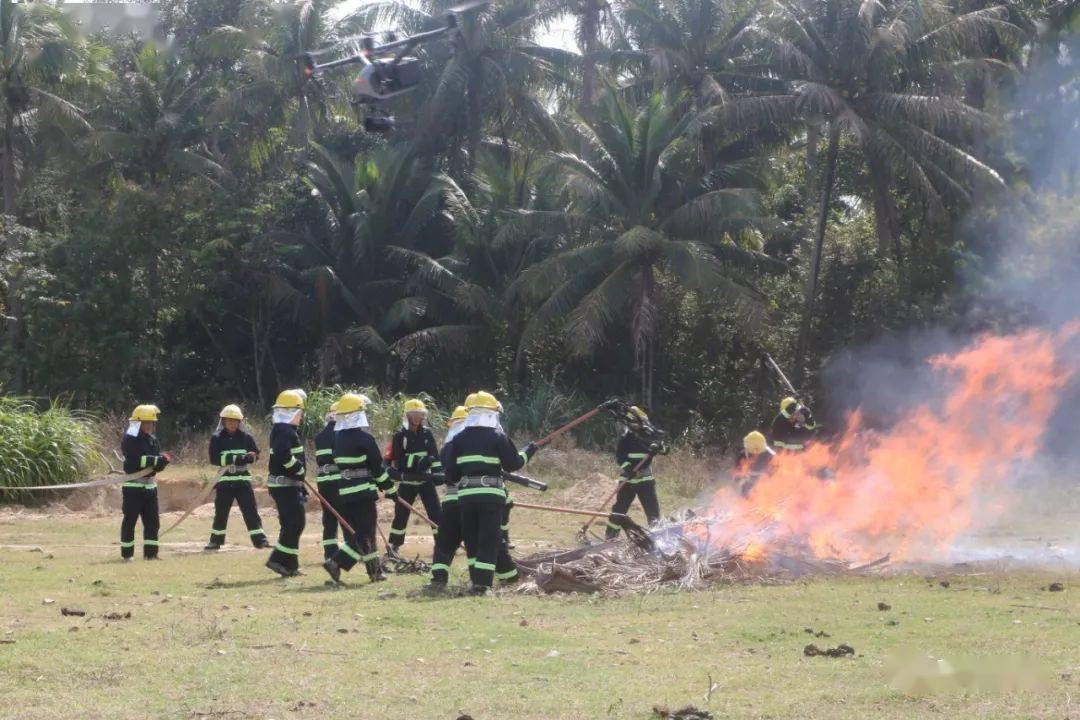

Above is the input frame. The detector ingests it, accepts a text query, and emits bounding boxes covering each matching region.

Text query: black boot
[322,558,342,584]
[266,559,292,577]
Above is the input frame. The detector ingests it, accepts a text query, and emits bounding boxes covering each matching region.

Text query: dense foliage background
[1,0,1076,446]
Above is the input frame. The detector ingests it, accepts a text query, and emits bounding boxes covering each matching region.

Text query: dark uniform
[314,420,343,559]
[735,450,774,498]
[429,438,461,586]
[120,431,168,559]
[606,433,660,539]
[443,427,533,589]
[266,423,307,574]
[206,428,267,548]
[387,424,442,551]
[327,426,394,580]
[769,410,817,451]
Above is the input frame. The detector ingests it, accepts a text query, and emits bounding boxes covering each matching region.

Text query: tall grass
[0,397,98,501]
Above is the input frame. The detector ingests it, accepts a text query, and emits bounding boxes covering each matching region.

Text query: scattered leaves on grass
[652,704,714,719]
[103,611,132,621]
[877,602,891,611]
[804,643,855,658]
[61,607,86,617]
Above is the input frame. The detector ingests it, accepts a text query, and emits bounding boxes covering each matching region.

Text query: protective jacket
[268,424,306,481]
[769,412,817,451]
[208,430,259,481]
[334,427,394,502]
[122,432,168,486]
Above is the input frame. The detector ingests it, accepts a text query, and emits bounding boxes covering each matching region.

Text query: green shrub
[0,397,97,501]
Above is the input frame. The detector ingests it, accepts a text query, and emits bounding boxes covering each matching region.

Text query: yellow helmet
[329,400,340,414]
[743,430,768,455]
[219,404,244,421]
[274,389,305,409]
[628,405,649,422]
[404,398,428,415]
[336,392,368,414]
[780,397,800,417]
[130,404,160,422]
[467,390,501,411]
[449,405,468,425]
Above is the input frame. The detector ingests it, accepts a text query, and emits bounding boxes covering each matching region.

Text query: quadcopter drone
[301,1,487,132]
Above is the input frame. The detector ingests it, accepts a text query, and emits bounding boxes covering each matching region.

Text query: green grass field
[1,459,1077,720]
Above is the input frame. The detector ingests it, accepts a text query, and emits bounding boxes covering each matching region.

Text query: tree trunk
[466,57,483,175]
[634,265,657,407]
[579,0,600,157]
[867,154,902,263]
[793,122,840,385]
[805,122,819,200]
[2,110,15,216]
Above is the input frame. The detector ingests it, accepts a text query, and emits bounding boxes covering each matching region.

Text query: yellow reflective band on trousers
[274,544,299,556]
[290,446,304,454]
[322,539,338,546]
[473,561,496,571]
[339,543,361,560]
[316,448,333,457]
[431,563,449,572]
[119,541,135,548]
[496,569,518,580]
[249,529,265,536]
[361,552,378,562]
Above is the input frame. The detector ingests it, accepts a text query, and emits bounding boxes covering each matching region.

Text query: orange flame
[704,324,1079,563]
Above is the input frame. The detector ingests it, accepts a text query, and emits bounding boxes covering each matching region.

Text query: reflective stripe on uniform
[274,544,299,555]
[389,528,406,536]
[431,563,449,572]
[290,446,304,454]
[144,540,159,546]
[496,569,518,580]
[283,457,298,469]
[249,529,265,536]
[210,529,226,536]
[457,487,507,499]
[339,544,361,560]
[316,448,334,457]
[456,455,499,465]
[339,483,376,495]
[336,455,367,464]
[122,482,157,489]
[361,552,379,562]
[406,452,427,468]
[606,521,621,530]
[473,561,496,571]
[119,541,135,548]
[322,539,338,546]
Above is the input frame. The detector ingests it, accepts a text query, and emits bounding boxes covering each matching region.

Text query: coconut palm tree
[619,0,764,107]
[0,0,109,214]
[299,142,477,383]
[509,89,773,405]
[709,0,1024,379]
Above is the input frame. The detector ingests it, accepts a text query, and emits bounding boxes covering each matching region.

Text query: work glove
[522,442,539,460]
[155,454,171,471]
[383,487,399,503]
[416,456,433,473]
[386,466,402,481]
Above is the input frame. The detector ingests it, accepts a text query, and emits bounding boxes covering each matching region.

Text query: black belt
[458,476,504,489]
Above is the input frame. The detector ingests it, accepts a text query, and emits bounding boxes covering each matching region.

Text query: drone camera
[364,116,397,133]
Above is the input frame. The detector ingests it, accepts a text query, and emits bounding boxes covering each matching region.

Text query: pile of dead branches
[513,521,888,595]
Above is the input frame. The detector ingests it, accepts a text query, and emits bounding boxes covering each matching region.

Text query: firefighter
[427,404,467,591]
[735,430,774,498]
[770,397,817,452]
[386,398,442,556]
[266,389,307,577]
[205,405,269,550]
[322,393,396,584]
[443,391,537,594]
[120,404,170,560]
[606,406,662,540]
[315,401,343,559]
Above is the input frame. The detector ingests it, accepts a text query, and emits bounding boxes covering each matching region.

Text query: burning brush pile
[516,325,1079,595]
